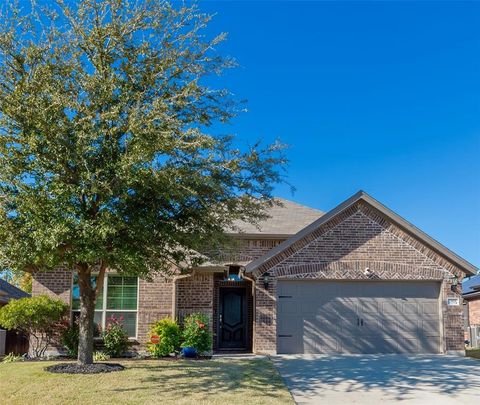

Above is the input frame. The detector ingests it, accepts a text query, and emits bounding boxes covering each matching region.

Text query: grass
[466,349,480,360]
[0,358,294,405]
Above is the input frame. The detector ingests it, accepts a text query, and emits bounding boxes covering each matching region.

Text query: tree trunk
[77,266,95,365]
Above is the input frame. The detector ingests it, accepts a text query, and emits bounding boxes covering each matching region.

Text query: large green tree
[0,0,285,365]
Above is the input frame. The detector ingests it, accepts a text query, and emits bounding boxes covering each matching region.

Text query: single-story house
[32,191,478,355]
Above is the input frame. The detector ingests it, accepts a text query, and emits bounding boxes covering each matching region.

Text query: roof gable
[245,191,478,276]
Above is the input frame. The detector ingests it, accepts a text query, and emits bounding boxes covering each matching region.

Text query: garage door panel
[382,301,400,314]
[316,338,341,353]
[379,319,399,335]
[277,315,299,335]
[421,302,439,315]
[278,335,303,354]
[359,300,380,314]
[359,315,382,336]
[278,300,298,315]
[420,337,441,352]
[398,338,421,353]
[419,319,441,336]
[277,280,441,354]
[353,337,398,354]
[402,302,419,314]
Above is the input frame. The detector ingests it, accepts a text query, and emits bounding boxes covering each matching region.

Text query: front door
[219,288,247,349]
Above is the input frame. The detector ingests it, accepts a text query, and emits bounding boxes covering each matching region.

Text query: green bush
[60,320,79,358]
[0,295,68,358]
[181,313,212,354]
[2,353,24,363]
[93,351,110,361]
[102,315,129,357]
[147,318,181,357]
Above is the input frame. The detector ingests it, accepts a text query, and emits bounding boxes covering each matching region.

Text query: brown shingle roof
[229,198,324,236]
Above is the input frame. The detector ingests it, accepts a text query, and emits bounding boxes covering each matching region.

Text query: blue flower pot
[182,347,197,358]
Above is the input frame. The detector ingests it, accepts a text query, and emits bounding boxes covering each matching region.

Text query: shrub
[60,320,79,358]
[102,315,129,357]
[0,295,68,358]
[181,313,212,354]
[2,353,24,363]
[93,351,110,361]
[147,318,181,357]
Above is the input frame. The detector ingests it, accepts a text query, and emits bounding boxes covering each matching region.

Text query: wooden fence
[5,330,29,355]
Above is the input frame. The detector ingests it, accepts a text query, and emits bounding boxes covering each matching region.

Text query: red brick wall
[468,298,480,326]
[137,275,173,346]
[32,269,72,304]
[203,238,285,264]
[177,273,214,331]
[253,201,466,354]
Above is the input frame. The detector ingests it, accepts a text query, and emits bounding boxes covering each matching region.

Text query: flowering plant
[181,313,212,354]
[147,318,181,357]
[102,315,129,357]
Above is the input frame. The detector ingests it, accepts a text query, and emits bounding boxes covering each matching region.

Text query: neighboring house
[0,278,30,356]
[0,278,30,307]
[462,275,480,346]
[32,191,478,355]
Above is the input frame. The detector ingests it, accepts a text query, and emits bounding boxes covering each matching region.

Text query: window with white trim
[72,274,138,338]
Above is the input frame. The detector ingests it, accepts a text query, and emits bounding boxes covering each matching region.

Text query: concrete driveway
[272,354,480,405]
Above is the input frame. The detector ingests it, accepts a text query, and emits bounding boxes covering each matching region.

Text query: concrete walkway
[272,354,480,405]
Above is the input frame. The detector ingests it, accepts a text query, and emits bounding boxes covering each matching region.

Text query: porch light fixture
[263,272,271,290]
[450,274,458,292]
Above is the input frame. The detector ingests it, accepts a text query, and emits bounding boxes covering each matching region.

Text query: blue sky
[198,1,480,268]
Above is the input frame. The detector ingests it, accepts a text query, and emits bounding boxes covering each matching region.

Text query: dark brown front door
[219,288,247,349]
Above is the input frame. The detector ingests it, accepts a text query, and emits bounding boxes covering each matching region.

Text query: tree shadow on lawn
[111,359,287,401]
[272,354,480,401]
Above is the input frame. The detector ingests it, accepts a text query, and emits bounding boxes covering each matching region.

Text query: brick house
[463,276,480,347]
[32,191,477,355]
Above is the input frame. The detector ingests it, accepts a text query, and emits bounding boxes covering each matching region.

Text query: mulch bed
[44,363,125,374]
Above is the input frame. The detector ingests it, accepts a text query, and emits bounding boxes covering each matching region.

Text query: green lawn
[0,358,293,405]
[466,349,480,360]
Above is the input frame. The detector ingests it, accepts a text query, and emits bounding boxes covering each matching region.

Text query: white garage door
[277,280,441,354]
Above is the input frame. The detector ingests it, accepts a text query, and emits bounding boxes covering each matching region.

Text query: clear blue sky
[199,1,480,268]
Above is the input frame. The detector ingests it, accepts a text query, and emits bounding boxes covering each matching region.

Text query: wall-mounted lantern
[263,272,271,290]
[450,274,458,292]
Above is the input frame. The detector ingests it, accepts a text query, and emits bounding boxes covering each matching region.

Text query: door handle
[360,319,364,326]
[357,317,360,326]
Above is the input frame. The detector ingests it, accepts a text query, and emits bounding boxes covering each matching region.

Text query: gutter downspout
[171,270,196,319]
[240,268,256,353]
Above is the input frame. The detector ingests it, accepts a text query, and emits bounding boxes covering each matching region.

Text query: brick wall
[31,270,72,355]
[137,275,174,346]
[32,269,72,304]
[253,201,466,354]
[468,298,480,326]
[203,238,285,264]
[254,278,277,354]
[177,273,214,331]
